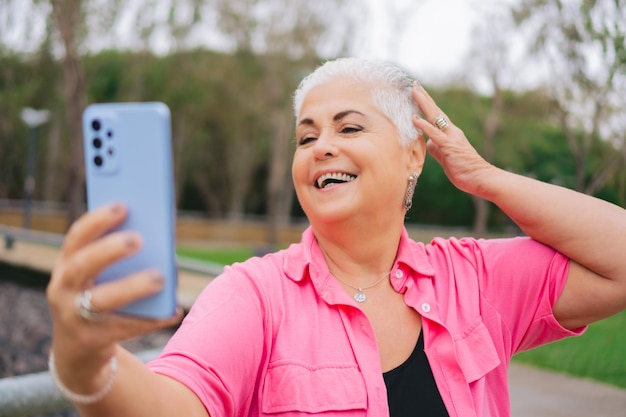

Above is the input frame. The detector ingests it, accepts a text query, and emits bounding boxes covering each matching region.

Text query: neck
[312,218,404,288]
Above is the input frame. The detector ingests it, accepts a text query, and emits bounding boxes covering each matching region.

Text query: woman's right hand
[46,203,182,397]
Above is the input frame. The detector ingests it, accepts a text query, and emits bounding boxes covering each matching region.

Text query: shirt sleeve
[147,263,270,417]
[462,237,585,354]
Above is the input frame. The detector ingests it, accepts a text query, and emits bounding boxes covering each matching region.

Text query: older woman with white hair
[47,57,626,417]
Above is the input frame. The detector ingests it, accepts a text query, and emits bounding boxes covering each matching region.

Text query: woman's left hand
[411,82,495,196]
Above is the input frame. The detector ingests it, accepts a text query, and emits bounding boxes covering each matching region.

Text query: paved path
[1,231,624,416]
[509,362,626,416]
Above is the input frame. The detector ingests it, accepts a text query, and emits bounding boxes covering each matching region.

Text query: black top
[383,330,450,417]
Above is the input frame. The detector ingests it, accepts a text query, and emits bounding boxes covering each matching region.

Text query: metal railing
[0,349,161,417]
[0,224,225,277]
[0,225,64,249]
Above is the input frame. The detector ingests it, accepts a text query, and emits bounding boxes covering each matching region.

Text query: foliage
[1,0,625,230]
[0,48,63,200]
[409,84,626,228]
[514,0,626,194]
[80,49,306,219]
[2,48,624,227]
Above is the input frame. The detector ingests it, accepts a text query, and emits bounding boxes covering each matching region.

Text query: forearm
[481,167,626,280]
[64,347,205,417]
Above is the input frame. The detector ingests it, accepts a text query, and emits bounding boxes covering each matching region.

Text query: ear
[407,134,427,177]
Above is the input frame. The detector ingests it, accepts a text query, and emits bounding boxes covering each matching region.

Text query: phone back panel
[82,102,177,319]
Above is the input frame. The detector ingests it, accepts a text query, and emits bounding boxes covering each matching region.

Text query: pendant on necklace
[354,289,366,303]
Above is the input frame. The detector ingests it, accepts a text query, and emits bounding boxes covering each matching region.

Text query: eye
[298,136,317,146]
[341,125,362,135]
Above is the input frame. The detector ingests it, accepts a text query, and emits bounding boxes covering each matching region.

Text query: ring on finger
[75,290,105,322]
[433,114,449,131]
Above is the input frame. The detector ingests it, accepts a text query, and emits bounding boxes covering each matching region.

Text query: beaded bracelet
[48,352,118,405]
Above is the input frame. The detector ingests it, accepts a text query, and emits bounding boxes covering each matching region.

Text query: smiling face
[292,77,424,227]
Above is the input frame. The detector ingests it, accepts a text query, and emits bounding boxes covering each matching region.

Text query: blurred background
[1,3,625,413]
[0,0,625,244]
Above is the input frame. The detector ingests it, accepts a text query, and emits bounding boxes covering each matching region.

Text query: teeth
[316,172,357,189]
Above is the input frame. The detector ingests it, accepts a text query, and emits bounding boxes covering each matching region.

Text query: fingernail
[125,233,141,249]
[413,80,421,89]
[149,271,164,286]
[110,203,123,215]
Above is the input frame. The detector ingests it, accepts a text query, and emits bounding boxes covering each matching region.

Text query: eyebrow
[297,109,366,127]
[333,109,365,122]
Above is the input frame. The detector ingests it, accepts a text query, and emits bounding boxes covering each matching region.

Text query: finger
[73,273,182,344]
[54,230,143,290]
[88,269,165,312]
[426,139,442,164]
[413,115,463,152]
[412,114,450,146]
[107,306,184,342]
[411,82,452,126]
[57,304,183,360]
[62,203,128,257]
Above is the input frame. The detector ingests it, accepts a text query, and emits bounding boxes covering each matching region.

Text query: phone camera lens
[94,155,103,167]
[93,137,102,149]
[91,119,101,131]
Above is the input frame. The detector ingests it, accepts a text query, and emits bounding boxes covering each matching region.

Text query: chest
[357,287,423,372]
[258,271,502,416]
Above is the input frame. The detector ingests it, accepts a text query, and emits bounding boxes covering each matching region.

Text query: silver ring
[434,114,449,130]
[75,290,104,322]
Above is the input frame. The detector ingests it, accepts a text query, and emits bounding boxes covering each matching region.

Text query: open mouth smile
[315,172,357,189]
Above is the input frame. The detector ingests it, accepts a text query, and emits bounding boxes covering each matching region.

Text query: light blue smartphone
[82,102,177,319]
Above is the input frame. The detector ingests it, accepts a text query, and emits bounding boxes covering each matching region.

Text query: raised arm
[46,204,207,416]
[411,82,626,330]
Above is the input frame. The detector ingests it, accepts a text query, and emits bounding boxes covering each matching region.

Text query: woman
[46,58,626,417]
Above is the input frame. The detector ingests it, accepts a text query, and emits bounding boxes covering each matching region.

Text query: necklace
[334,272,390,303]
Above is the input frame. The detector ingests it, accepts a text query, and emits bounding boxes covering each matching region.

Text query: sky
[358,0,480,82]
[2,0,527,91]
[355,0,528,92]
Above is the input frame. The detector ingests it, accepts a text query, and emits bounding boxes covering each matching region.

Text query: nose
[312,130,338,160]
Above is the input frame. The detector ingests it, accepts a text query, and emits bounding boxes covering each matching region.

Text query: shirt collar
[283,226,436,285]
[394,227,436,277]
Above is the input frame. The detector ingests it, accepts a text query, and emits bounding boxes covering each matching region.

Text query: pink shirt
[148,227,584,417]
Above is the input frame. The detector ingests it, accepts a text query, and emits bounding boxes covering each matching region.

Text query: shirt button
[394,269,403,279]
[421,303,431,313]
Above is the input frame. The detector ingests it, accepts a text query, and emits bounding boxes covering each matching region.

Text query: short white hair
[293,57,422,146]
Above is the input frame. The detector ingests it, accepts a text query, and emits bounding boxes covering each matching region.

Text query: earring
[403,172,418,211]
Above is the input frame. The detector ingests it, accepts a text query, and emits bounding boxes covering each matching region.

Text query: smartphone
[82,102,177,319]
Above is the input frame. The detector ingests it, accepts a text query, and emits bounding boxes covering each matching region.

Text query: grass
[177,245,626,389]
[513,310,626,388]
[176,246,255,266]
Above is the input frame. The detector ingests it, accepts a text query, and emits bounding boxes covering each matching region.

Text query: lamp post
[20,107,50,229]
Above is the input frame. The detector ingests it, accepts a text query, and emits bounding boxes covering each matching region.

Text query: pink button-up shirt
[149,227,584,417]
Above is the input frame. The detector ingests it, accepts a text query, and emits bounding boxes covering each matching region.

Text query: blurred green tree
[514,0,626,195]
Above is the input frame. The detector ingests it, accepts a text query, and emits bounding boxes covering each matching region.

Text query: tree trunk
[42,117,62,202]
[51,0,86,228]
[265,67,297,246]
[473,84,502,236]
[226,127,257,223]
[472,196,490,237]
